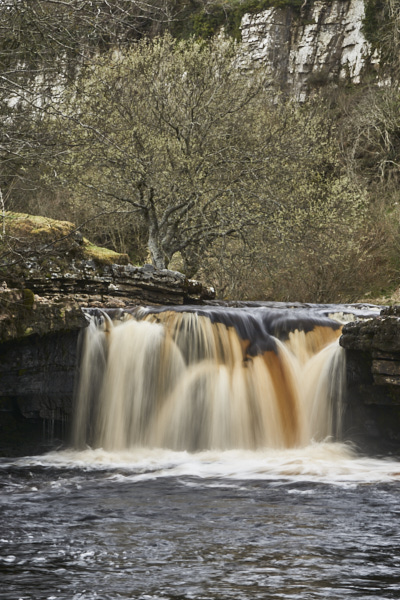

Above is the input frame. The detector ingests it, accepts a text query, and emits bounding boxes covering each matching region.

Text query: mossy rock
[4,212,75,241]
[83,240,130,265]
[0,212,131,284]
[22,288,35,309]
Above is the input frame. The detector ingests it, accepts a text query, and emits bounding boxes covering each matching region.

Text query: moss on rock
[22,288,35,309]
[83,240,130,265]
[0,212,130,286]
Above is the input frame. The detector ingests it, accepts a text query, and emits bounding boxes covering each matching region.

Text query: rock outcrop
[0,288,86,344]
[24,263,215,308]
[0,213,215,455]
[241,0,378,100]
[0,289,83,455]
[1,213,214,309]
[340,307,400,454]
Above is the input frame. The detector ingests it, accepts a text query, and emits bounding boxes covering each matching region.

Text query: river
[1,305,400,599]
[1,446,400,600]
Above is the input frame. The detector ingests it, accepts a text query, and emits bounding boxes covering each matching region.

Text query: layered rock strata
[23,262,215,308]
[340,306,400,454]
[0,265,214,455]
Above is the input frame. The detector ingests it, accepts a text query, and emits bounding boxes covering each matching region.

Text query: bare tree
[0,0,198,208]
[47,34,273,269]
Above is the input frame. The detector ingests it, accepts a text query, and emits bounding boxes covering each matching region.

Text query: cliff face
[241,0,377,99]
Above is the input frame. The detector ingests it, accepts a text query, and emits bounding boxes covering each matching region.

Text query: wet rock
[339,311,400,454]
[0,329,80,455]
[340,314,400,354]
[380,305,400,317]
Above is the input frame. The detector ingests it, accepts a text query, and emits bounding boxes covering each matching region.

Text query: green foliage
[198,94,390,302]
[265,176,369,302]
[346,86,400,184]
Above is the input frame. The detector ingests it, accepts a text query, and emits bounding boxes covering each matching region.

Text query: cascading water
[73,306,345,452]
[3,305,400,600]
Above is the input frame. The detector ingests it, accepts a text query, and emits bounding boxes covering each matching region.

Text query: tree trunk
[146,188,166,269]
[148,226,166,269]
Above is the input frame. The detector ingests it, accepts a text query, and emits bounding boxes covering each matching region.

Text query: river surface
[1,444,400,600]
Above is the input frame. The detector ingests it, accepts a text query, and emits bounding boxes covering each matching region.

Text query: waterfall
[72,306,345,451]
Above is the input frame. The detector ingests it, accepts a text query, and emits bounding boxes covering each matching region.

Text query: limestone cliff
[241,0,378,99]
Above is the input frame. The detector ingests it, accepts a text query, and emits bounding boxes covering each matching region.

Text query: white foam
[9,443,400,486]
